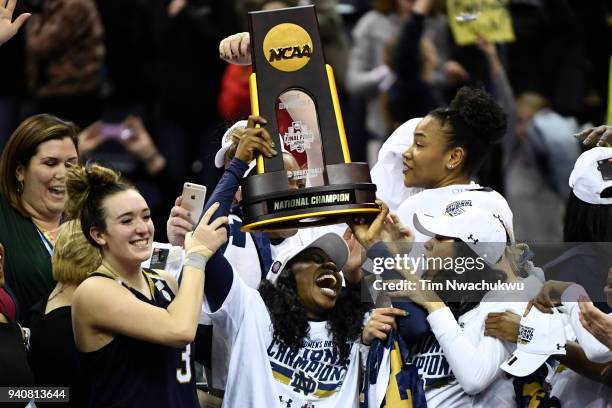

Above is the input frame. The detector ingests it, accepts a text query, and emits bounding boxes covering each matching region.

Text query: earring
[447,164,454,169]
[16,180,23,195]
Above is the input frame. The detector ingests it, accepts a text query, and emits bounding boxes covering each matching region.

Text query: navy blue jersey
[79,268,199,408]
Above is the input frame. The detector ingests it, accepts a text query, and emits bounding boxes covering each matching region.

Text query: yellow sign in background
[447,0,515,46]
[608,55,612,125]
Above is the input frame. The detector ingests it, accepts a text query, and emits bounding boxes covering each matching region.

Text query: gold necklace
[32,220,58,246]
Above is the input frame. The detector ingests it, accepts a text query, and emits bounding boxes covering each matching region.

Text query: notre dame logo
[263,23,313,72]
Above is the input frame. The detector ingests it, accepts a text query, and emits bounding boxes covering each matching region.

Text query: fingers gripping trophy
[240,5,380,232]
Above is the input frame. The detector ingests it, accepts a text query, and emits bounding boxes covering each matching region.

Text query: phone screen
[100,123,134,141]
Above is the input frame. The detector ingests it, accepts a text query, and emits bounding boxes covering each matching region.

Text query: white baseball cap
[500,308,567,377]
[442,189,515,243]
[569,147,612,205]
[214,120,248,168]
[266,232,349,285]
[413,206,507,265]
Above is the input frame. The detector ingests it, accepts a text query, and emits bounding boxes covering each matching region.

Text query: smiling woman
[65,163,227,407]
[204,231,369,407]
[0,114,79,323]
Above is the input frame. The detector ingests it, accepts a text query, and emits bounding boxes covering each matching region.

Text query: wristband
[184,252,208,271]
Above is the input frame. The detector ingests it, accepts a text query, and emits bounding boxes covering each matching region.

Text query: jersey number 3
[176,344,192,383]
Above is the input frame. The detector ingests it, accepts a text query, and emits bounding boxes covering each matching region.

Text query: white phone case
[181,182,207,226]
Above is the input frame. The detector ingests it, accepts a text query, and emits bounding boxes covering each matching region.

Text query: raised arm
[73,203,228,349]
[0,0,30,47]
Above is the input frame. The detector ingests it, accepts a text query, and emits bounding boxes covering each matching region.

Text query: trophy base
[241,201,380,232]
[241,162,379,232]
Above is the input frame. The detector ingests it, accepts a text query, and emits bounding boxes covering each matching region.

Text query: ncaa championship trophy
[241,5,380,231]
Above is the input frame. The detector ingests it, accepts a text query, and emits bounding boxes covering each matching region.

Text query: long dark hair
[259,267,368,361]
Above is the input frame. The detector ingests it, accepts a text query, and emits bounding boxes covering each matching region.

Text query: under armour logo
[493,214,502,222]
[301,403,315,408]
[467,234,479,244]
[279,396,293,407]
[556,344,566,350]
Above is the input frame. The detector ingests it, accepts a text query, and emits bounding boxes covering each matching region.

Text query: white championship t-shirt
[206,273,361,407]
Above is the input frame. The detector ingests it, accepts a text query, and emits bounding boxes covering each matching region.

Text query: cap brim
[500,350,548,377]
[303,232,349,271]
[266,233,349,285]
[214,146,229,168]
[413,213,459,240]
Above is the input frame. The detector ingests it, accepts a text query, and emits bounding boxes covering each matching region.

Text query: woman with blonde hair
[28,220,101,408]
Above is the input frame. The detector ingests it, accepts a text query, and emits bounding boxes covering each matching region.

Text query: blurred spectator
[25,0,104,128]
[300,0,350,88]
[505,92,580,242]
[346,0,402,163]
[217,64,252,122]
[506,0,586,117]
[94,0,166,122]
[157,0,240,190]
[385,0,438,130]
[78,116,178,242]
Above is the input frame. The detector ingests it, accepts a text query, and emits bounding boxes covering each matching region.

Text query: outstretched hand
[578,299,612,350]
[0,0,30,47]
[575,125,612,148]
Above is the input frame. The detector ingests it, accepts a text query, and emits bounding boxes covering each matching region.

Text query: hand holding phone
[181,183,207,225]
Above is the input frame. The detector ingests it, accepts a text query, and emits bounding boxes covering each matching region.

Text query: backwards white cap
[442,189,515,243]
[569,147,612,205]
[214,120,248,168]
[413,206,507,265]
[500,307,567,377]
[266,232,349,286]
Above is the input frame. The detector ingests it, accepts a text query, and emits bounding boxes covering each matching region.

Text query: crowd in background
[1,0,612,407]
[0,0,610,243]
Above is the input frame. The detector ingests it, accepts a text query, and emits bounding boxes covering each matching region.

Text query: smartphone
[597,158,612,181]
[181,182,207,225]
[150,247,170,269]
[100,122,134,141]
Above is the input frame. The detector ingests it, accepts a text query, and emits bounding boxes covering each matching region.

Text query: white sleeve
[561,284,612,363]
[205,273,255,345]
[427,307,508,395]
